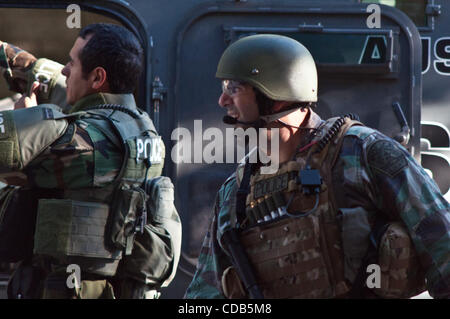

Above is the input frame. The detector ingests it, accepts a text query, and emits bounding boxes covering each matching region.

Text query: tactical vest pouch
[239,214,336,299]
[0,186,37,262]
[222,266,248,299]
[116,278,161,299]
[374,222,426,298]
[239,156,350,299]
[33,199,122,276]
[107,183,146,254]
[118,177,182,289]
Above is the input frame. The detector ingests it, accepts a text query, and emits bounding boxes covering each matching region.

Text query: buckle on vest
[298,167,322,195]
[285,166,322,218]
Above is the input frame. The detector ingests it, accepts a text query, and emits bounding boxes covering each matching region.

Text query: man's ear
[89,66,109,91]
[272,101,292,113]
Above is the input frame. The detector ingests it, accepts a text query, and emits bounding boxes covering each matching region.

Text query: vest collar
[68,92,137,114]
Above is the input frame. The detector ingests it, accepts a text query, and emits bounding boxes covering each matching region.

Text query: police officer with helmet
[0,23,181,299]
[185,34,450,299]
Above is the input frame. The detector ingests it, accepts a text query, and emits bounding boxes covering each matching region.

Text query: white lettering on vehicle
[422,36,450,76]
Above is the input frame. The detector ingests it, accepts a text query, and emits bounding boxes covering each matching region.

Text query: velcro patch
[367,140,408,178]
[0,111,13,140]
[42,107,54,120]
[0,141,13,167]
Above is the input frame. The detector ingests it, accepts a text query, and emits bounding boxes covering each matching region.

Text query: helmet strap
[259,107,300,125]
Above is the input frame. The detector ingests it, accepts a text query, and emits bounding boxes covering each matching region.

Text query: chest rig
[232,115,361,299]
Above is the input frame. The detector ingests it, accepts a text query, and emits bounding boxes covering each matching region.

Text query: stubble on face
[62,35,93,105]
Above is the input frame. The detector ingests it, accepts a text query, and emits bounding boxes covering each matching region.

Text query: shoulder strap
[303,116,363,221]
[306,115,363,169]
[329,118,364,168]
[233,159,253,229]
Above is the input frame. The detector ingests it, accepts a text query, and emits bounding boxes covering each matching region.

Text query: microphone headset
[222,106,302,129]
[222,115,266,128]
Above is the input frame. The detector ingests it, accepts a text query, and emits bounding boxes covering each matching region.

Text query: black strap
[222,229,264,299]
[235,160,253,225]
[225,159,265,299]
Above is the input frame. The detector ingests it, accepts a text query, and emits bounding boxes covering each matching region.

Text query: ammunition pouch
[238,159,349,298]
[117,177,182,290]
[340,207,426,298]
[374,222,426,298]
[107,183,147,256]
[238,211,346,298]
[334,121,426,298]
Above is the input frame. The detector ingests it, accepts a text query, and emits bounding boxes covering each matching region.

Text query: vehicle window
[235,31,391,70]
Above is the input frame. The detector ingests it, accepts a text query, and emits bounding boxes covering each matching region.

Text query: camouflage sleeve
[28,58,69,111]
[0,106,68,185]
[184,211,227,299]
[362,133,450,298]
[25,119,122,189]
[0,41,69,110]
[184,177,237,299]
[0,41,36,94]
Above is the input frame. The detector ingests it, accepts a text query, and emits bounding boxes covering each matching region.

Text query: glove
[0,41,37,94]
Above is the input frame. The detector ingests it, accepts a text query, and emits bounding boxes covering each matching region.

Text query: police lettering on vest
[136,136,163,164]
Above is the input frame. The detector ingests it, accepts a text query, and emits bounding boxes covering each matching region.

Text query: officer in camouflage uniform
[185,34,450,299]
[0,23,180,299]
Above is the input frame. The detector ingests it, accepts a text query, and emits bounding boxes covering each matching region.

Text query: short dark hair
[78,23,143,94]
[253,88,275,115]
[253,88,312,115]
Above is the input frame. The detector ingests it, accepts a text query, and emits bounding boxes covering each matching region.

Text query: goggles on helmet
[221,79,248,96]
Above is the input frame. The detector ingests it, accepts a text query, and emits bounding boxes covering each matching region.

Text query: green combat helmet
[216,34,318,103]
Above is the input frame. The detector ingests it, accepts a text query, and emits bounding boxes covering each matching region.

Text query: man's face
[218,80,259,128]
[61,36,94,105]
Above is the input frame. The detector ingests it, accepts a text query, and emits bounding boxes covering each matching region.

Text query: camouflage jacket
[185,110,450,299]
[0,58,163,189]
